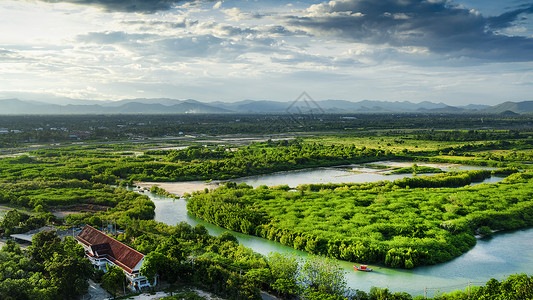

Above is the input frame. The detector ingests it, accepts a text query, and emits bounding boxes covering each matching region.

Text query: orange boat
[353,264,373,272]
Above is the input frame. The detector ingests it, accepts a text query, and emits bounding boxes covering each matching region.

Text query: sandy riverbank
[136,181,219,197]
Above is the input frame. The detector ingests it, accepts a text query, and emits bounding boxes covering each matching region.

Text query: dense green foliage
[0,232,92,299]
[0,210,54,236]
[389,164,443,175]
[188,172,533,268]
[101,265,127,297]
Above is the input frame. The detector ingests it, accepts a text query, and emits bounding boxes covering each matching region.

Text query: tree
[0,239,22,255]
[299,255,347,297]
[267,252,300,297]
[62,236,85,258]
[0,210,28,236]
[140,251,168,285]
[219,231,239,244]
[101,265,126,297]
[28,231,63,264]
[46,255,92,299]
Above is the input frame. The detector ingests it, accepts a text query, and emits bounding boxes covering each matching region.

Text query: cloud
[74,29,280,63]
[487,4,533,30]
[37,0,200,13]
[0,49,21,61]
[221,7,265,21]
[76,31,156,44]
[121,19,198,29]
[285,0,533,62]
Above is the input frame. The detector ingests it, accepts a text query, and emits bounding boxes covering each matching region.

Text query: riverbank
[136,181,218,197]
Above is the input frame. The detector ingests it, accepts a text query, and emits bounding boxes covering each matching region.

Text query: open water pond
[134,163,520,296]
[233,161,501,188]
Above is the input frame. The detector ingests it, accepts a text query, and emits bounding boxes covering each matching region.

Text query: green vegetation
[101,265,127,297]
[0,210,54,236]
[0,231,92,299]
[112,139,395,181]
[188,171,533,268]
[389,164,443,175]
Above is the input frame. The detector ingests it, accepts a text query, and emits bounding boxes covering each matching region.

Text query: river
[231,162,500,188]
[135,163,526,296]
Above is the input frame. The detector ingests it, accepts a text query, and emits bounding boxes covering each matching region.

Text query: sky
[1,0,533,105]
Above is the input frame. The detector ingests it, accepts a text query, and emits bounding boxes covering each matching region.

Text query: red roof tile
[76,225,144,274]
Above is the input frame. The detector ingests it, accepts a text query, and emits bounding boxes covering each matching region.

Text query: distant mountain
[458,104,490,110]
[102,98,185,107]
[210,99,450,113]
[418,105,468,113]
[0,98,229,114]
[316,100,449,113]
[0,98,61,114]
[1,97,533,115]
[209,100,289,113]
[481,101,533,114]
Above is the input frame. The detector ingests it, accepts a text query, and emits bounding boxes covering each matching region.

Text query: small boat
[353,264,373,272]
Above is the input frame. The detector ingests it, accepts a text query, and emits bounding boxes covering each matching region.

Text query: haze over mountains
[0,97,531,115]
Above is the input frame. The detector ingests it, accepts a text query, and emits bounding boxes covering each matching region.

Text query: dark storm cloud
[38,0,201,13]
[487,4,533,29]
[287,0,533,61]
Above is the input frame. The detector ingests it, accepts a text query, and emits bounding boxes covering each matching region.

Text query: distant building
[76,225,153,291]
[0,128,8,134]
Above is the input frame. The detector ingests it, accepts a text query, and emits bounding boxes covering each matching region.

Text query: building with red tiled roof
[76,225,154,290]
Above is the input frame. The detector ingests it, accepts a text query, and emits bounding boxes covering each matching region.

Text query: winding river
[137,163,530,296]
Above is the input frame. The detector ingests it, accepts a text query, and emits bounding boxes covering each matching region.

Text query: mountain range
[0,97,532,115]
